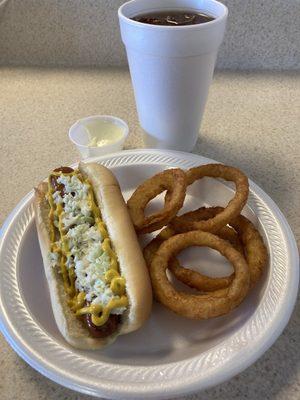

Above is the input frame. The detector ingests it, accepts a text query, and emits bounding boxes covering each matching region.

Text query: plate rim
[0,148,299,399]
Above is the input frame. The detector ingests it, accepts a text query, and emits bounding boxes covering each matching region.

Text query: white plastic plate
[0,149,298,399]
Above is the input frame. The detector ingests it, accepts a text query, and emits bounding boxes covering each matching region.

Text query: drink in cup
[118,0,228,151]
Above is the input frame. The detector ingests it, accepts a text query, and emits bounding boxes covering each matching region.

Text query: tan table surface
[0,67,299,400]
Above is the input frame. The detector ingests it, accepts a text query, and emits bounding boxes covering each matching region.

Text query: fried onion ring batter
[127,168,187,234]
[175,207,268,287]
[144,224,242,291]
[145,207,267,292]
[170,164,249,233]
[150,231,250,319]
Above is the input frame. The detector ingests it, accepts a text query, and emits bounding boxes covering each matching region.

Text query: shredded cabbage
[50,174,124,312]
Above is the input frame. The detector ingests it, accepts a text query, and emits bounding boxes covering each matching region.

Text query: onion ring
[150,231,250,319]
[127,168,187,234]
[176,207,268,287]
[170,164,249,233]
[144,207,267,290]
[144,224,243,291]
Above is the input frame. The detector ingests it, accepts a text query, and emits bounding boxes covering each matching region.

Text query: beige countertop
[1,0,299,70]
[0,67,299,400]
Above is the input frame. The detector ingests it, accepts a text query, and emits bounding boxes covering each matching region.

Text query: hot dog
[34,162,152,349]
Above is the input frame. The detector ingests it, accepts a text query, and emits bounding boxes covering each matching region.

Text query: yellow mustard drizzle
[48,170,78,297]
[56,203,76,297]
[102,238,118,270]
[47,177,56,243]
[86,184,108,239]
[105,269,119,283]
[69,291,86,312]
[110,277,126,296]
[47,169,127,327]
[76,295,128,326]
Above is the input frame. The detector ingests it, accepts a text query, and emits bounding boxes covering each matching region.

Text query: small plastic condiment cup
[69,115,129,159]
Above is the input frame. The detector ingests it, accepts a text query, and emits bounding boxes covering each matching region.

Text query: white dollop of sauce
[82,119,124,148]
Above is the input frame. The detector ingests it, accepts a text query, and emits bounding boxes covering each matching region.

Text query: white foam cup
[119,0,228,151]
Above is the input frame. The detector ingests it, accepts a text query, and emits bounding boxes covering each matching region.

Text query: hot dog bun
[34,162,152,349]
